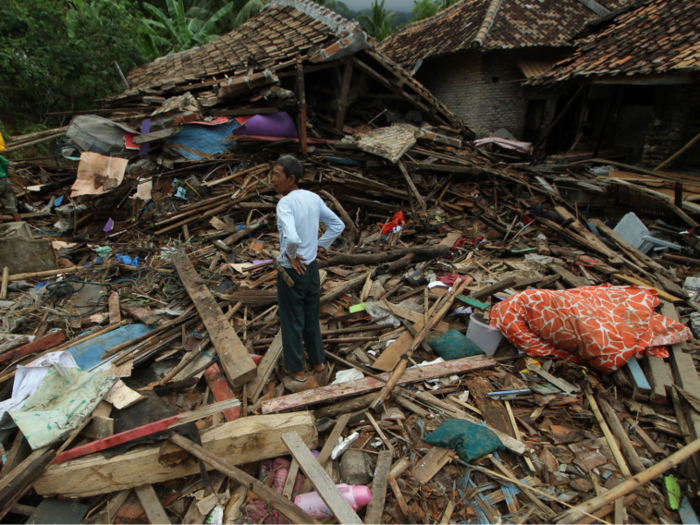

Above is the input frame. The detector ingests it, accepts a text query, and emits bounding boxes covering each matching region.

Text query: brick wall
[416,49,559,140]
[642,83,700,167]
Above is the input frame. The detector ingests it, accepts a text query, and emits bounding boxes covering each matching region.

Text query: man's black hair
[275,155,302,182]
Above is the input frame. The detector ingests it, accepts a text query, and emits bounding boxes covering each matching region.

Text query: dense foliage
[0,0,446,136]
[0,0,146,124]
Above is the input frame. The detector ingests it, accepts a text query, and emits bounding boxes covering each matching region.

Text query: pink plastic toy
[294,484,372,519]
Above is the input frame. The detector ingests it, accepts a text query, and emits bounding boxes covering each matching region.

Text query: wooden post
[335,58,353,131]
[296,56,308,157]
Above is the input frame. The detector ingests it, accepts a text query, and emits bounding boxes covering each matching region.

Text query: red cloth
[379,211,406,235]
[437,274,469,287]
[490,284,692,374]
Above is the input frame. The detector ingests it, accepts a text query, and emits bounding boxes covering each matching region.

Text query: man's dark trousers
[277,260,324,372]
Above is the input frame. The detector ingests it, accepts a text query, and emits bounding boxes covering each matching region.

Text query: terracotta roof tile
[532,0,700,84]
[379,0,632,68]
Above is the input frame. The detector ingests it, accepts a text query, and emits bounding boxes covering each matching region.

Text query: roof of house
[379,0,631,69]
[126,0,367,91]
[530,0,700,85]
[113,0,470,133]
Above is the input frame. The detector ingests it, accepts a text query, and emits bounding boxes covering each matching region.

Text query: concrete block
[339,449,374,486]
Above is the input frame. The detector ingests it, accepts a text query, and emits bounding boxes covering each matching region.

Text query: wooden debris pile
[2,2,700,524]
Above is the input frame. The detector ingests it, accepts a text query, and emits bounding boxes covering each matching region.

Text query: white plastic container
[467,314,503,356]
[295,484,372,519]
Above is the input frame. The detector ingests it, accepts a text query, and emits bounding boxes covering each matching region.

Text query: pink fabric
[490,284,692,374]
[243,457,305,524]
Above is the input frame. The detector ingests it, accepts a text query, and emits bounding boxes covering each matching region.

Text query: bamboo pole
[0,267,8,300]
[596,394,646,474]
[655,130,700,171]
[556,437,700,523]
[584,384,632,477]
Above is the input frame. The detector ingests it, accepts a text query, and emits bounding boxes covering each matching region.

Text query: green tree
[140,0,235,59]
[0,0,146,121]
[410,0,459,22]
[358,0,396,42]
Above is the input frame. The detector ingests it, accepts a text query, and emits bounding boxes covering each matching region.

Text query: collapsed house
[379,0,633,145]
[2,1,700,524]
[530,0,700,169]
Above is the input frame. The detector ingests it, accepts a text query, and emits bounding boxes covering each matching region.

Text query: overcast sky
[344,0,413,12]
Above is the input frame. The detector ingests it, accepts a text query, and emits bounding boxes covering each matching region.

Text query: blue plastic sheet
[67,323,154,370]
[167,120,241,161]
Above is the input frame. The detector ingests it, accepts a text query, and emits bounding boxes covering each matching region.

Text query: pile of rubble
[2,1,700,524]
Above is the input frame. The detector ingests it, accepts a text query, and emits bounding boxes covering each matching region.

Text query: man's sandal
[289,371,308,382]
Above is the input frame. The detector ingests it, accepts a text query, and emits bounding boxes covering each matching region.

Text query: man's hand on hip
[317,247,330,262]
[287,253,306,275]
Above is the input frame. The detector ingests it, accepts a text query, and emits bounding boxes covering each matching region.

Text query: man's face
[272,164,295,195]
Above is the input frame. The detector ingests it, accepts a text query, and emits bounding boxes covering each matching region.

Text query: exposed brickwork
[417,50,557,139]
[642,84,700,167]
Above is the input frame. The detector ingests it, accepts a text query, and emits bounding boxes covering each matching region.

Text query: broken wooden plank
[412,446,455,484]
[262,355,496,414]
[36,413,317,498]
[299,413,351,494]
[204,364,240,421]
[0,448,56,520]
[364,450,392,525]
[471,276,517,300]
[135,484,171,525]
[109,292,121,324]
[0,330,67,365]
[54,399,240,464]
[643,355,673,405]
[282,431,362,524]
[554,207,624,267]
[132,127,180,144]
[104,379,146,410]
[247,332,282,403]
[175,255,256,387]
[527,363,580,394]
[589,218,666,273]
[169,432,318,525]
[549,264,588,288]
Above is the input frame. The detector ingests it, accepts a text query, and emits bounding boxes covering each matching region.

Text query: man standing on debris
[0,139,21,223]
[273,155,345,384]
